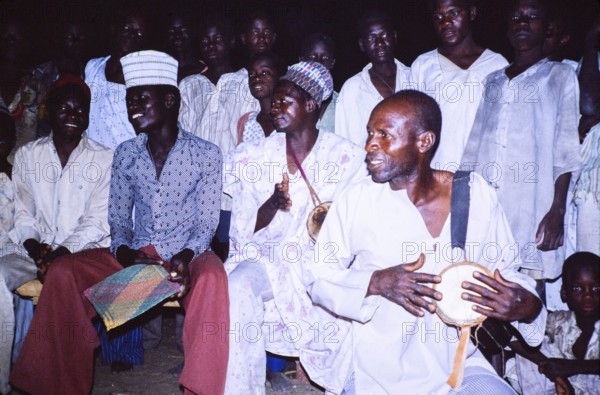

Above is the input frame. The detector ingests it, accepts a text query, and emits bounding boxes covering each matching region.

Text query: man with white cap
[10,51,229,395]
[223,61,366,394]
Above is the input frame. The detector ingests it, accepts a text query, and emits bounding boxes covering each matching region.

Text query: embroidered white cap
[120,50,179,88]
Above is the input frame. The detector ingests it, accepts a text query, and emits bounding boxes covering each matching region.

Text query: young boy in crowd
[236,52,287,144]
[335,10,410,146]
[542,0,574,64]
[239,10,277,59]
[163,9,206,82]
[509,252,600,395]
[410,0,508,170]
[85,8,148,151]
[299,33,337,134]
[461,0,580,287]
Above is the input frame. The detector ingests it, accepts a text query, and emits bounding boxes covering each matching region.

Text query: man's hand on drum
[367,254,442,317]
[461,269,542,322]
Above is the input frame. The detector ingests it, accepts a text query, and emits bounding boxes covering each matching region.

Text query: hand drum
[433,261,494,390]
[306,201,332,242]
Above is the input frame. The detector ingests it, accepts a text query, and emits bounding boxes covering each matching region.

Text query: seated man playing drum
[223,61,366,395]
[308,90,546,394]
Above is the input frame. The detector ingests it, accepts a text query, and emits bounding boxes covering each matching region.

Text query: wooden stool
[15,280,43,305]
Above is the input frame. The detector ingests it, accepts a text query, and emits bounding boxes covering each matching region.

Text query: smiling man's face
[48,86,90,141]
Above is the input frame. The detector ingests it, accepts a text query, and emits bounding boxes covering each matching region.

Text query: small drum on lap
[307,201,332,242]
[433,261,494,390]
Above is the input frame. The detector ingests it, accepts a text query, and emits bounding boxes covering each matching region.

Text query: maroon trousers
[10,246,229,395]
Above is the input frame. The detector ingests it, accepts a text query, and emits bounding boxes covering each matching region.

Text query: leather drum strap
[447,170,473,390]
[448,326,470,389]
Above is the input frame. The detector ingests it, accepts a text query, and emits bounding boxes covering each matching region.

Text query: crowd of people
[0,0,598,394]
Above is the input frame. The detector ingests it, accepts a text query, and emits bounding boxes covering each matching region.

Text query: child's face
[432,0,474,48]
[542,23,570,60]
[248,58,280,100]
[300,40,335,70]
[0,23,25,61]
[507,0,548,52]
[242,18,276,56]
[562,266,600,320]
[113,15,148,56]
[166,16,194,53]
[199,24,234,66]
[56,23,87,60]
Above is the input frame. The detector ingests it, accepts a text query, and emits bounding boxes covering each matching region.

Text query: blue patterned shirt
[109,130,222,260]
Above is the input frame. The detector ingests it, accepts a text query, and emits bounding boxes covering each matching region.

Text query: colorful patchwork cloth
[84,264,181,331]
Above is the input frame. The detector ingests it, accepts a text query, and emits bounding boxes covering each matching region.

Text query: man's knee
[45,254,78,279]
[194,252,227,282]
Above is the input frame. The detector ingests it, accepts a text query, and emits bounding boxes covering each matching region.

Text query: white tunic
[308,173,546,395]
[335,60,410,147]
[85,56,136,151]
[9,133,112,251]
[410,49,508,170]
[224,132,366,393]
[178,68,258,157]
[461,59,581,279]
[179,69,258,211]
[0,172,13,244]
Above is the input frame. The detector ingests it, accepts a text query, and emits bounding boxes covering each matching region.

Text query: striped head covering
[281,61,333,106]
[120,50,179,88]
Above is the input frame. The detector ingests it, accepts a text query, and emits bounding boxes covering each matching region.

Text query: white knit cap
[120,50,178,88]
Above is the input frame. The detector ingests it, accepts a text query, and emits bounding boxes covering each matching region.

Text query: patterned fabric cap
[120,50,179,88]
[282,61,333,106]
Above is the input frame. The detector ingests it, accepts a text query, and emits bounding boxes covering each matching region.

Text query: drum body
[307,201,332,242]
[434,261,493,327]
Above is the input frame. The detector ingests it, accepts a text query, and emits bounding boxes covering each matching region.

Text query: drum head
[434,262,493,327]
[307,202,332,242]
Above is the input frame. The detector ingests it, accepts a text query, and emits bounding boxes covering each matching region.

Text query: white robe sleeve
[552,67,581,182]
[334,83,351,142]
[308,183,381,323]
[224,144,262,258]
[9,147,41,243]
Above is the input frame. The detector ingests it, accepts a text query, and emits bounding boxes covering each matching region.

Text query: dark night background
[1,0,599,90]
